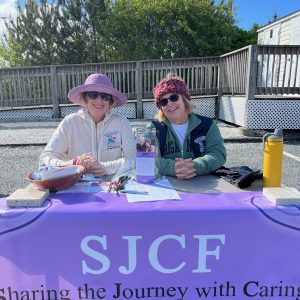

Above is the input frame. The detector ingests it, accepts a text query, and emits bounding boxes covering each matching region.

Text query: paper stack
[41,166,78,180]
[6,189,49,207]
[263,187,300,206]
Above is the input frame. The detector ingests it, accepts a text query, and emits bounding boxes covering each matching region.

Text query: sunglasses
[86,92,112,101]
[157,94,179,107]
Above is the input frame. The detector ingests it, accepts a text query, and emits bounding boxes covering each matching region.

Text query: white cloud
[0,0,18,40]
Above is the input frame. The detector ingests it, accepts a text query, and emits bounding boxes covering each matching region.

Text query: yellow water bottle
[263,129,284,187]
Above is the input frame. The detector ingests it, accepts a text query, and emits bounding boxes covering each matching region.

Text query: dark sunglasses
[86,92,112,101]
[157,94,179,107]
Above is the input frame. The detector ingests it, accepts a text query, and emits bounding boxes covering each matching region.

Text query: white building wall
[279,20,291,44]
[219,96,246,127]
[291,15,300,44]
[258,24,280,45]
[219,97,300,129]
[257,11,300,89]
[257,11,300,46]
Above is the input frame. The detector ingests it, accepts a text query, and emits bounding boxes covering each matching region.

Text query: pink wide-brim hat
[68,73,127,107]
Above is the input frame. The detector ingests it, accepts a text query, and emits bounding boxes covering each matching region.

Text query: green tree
[245,24,260,45]
[6,0,61,65]
[2,0,258,66]
[55,0,90,64]
[0,34,24,67]
[4,0,108,66]
[85,0,107,62]
[102,0,237,61]
[56,0,107,63]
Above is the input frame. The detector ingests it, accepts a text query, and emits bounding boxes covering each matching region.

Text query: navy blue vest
[152,115,212,157]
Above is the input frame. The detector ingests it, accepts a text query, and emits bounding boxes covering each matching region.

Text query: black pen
[120,190,148,195]
[108,182,113,193]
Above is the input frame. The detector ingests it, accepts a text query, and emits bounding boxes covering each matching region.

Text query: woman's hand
[174,158,196,180]
[75,153,106,177]
[87,159,106,177]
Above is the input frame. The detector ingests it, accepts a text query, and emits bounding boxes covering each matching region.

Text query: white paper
[136,157,155,176]
[57,182,109,194]
[124,179,181,203]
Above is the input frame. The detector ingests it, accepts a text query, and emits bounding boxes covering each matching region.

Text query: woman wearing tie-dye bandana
[40,73,135,177]
[152,74,226,179]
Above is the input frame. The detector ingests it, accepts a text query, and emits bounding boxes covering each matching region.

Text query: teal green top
[158,113,227,176]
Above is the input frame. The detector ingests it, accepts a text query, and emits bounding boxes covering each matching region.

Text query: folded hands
[74,153,105,177]
[174,158,196,180]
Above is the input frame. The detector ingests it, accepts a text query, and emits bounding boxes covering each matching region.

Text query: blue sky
[233,0,300,30]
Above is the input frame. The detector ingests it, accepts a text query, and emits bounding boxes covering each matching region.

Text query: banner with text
[1,191,300,300]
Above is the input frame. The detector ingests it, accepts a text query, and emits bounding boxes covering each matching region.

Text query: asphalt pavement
[1,119,299,146]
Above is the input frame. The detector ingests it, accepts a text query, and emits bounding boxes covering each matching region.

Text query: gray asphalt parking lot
[0,120,299,197]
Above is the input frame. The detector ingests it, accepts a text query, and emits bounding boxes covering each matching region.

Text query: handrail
[1,44,299,116]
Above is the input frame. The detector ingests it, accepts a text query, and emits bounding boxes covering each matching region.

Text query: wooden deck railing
[0,57,219,111]
[0,44,299,116]
[219,45,250,96]
[256,45,300,96]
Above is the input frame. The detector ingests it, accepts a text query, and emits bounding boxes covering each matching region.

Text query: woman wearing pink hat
[152,74,226,180]
[40,73,136,176]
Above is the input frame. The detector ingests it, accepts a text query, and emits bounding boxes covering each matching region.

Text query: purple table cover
[1,191,300,300]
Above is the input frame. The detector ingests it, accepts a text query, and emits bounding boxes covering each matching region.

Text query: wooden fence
[219,45,300,98]
[0,57,219,115]
[0,44,299,117]
[219,45,250,96]
[256,45,300,95]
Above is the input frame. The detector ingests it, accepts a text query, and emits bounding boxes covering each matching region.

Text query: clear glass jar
[135,123,161,183]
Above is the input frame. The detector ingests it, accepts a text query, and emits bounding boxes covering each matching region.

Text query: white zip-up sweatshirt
[39,109,136,175]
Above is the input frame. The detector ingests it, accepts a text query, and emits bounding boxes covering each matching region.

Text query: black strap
[152,120,168,156]
[212,166,263,189]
